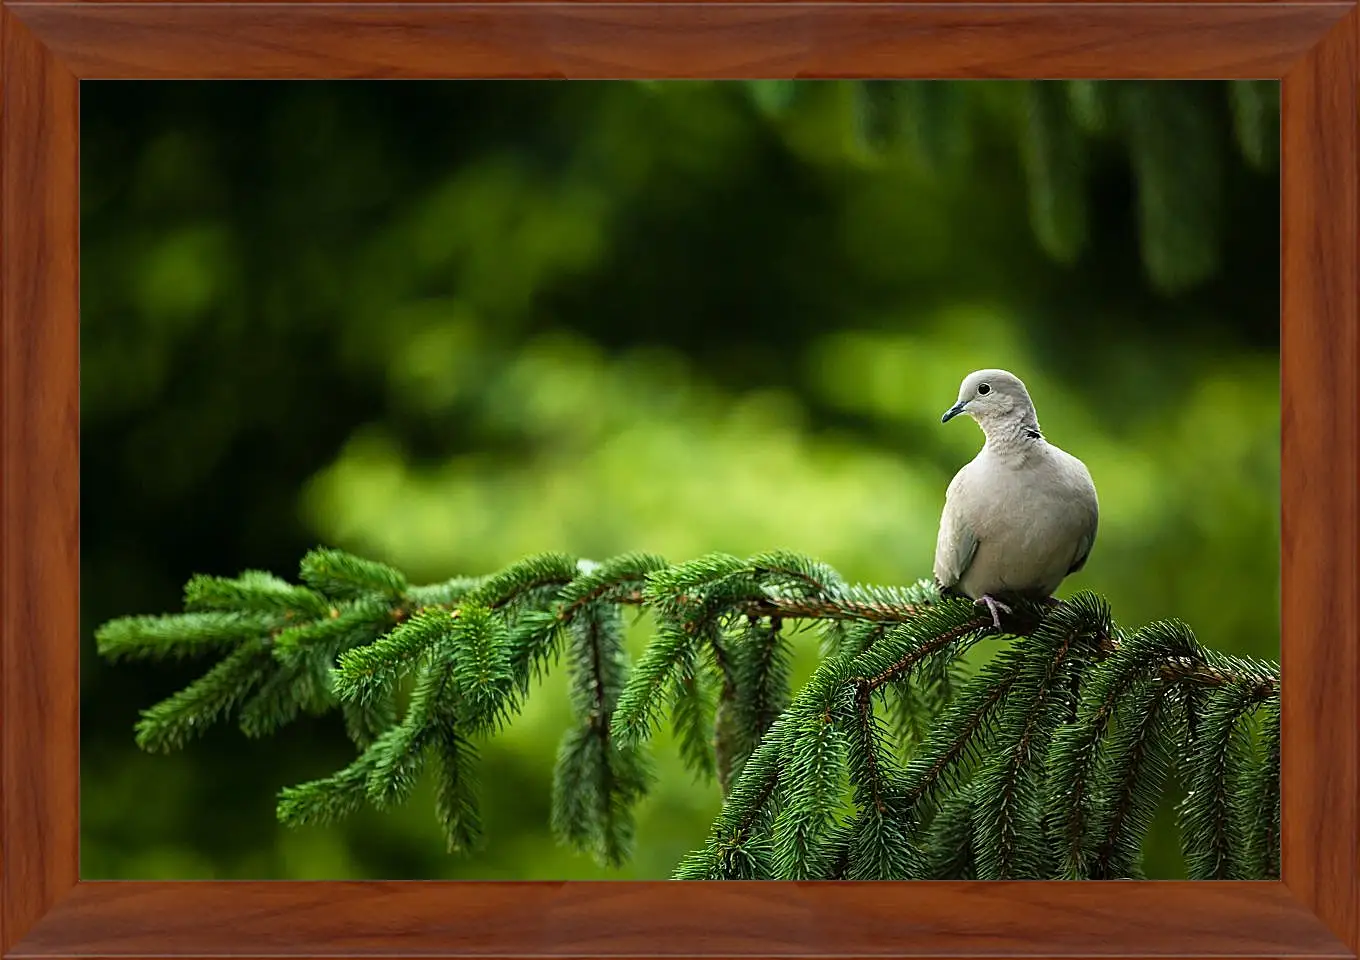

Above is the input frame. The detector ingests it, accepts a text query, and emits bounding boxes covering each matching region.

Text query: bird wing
[934,469,980,590]
[1067,525,1095,574]
[1063,460,1099,575]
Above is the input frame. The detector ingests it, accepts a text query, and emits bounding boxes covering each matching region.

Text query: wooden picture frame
[2,3,1355,958]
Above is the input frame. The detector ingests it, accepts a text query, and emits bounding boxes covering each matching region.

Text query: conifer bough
[97,546,1280,879]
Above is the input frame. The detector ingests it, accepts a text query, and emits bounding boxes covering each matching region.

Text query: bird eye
[977,383,992,396]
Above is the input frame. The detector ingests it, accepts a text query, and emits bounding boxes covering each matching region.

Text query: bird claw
[974,595,1013,631]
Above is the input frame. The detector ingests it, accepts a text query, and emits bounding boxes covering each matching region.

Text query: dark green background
[80,80,1280,880]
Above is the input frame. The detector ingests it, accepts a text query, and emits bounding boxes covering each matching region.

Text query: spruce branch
[276,751,379,828]
[1178,678,1274,879]
[840,800,921,880]
[611,618,696,748]
[300,547,409,600]
[886,642,962,758]
[1046,618,1192,876]
[431,716,483,853]
[740,582,935,624]
[97,610,282,663]
[465,551,582,612]
[705,629,742,790]
[851,602,989,693]
[551,602,652,867]
[1241,697,1281,879]
[365,690,439,808]
[672,729,784,879]
[133,641,274,752]
[734,614,794,750]
[238,660,319,739]
[332,608,456,707]
[341,687,397,749]
[100,546,1281,880]
[770,706,847,879]
[839,605,986,828]
[614,552,838,773]
[838,689,923,879]
[183,569,331,618]
[901,645,1024,810]
[760,646,864,879]
[822,620,890,663]
[971,596,1109,879]
[1087,679,1178,879]
[449,603,515,731]
[677,639,866,880]
[667,650,722,782]
[921,781,979,879]
[405,574,489,609]
[270,597,395,668]
[557,552,668,620]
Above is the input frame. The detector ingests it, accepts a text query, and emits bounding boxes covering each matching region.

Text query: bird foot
[974,595,1013,631]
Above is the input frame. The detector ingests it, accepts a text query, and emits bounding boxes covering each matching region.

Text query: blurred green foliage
[81,80,1279,880]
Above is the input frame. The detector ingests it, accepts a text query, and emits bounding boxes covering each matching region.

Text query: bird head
[941,369,1036,430]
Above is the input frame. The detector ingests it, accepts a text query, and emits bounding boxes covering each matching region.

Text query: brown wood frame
[1,2,1355,958]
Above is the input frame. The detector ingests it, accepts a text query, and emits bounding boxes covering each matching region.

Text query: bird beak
[941,400,967,423]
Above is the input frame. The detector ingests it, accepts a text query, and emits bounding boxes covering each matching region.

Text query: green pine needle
[134,641,273,752]
[549,601,653,866]
[504,608,565,694]
[1178,680,1268,879]
[550,723,651,868]
[449,604,515,732]
[611,620,694,746]
[901,645,1024,810]
[671,666,719,781]
[299,547,408,599]
[431,719,484,854]
[921,781,979,879]
[1241,697,1281,878]
[277,753,379,827]
[271,597,394,667]
[673,730,784,879]
[971,598,1108,879]
[748,550,845,598]
[341,687,397,749]
[841,800,922,880]
[1045,616,1200,874]
[465,551,580,610]
[365,658,455,808]
[771,707,847,879]
[332,608,455,706]
[238,664,312,739]
[97,610,279,663]
[184,570,329,618]
[1086,680,1178,879]
[723,616,793,784]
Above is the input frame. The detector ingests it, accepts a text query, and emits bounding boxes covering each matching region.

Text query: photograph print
[82,79,1281,881]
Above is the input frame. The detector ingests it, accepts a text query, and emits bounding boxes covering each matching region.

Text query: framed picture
[2,2,1355,959]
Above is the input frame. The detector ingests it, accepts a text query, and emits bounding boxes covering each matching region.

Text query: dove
[933,369,1098,629]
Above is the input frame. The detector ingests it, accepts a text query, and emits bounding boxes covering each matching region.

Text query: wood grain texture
[0,4,80,956]
[7,881,1355,958]
[12,0,1335,5]
[0,1,1356,959]
[4,3,1348,79]
[1281,9,1360,953]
